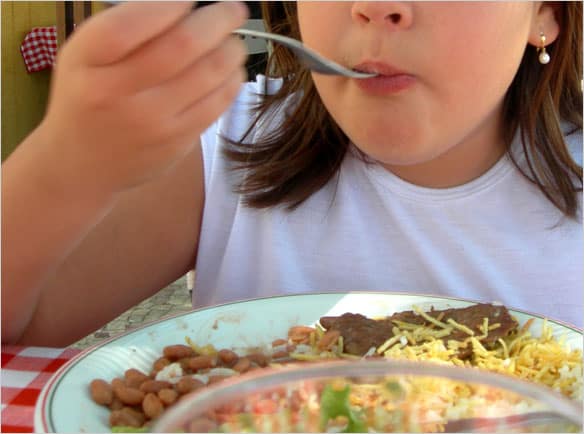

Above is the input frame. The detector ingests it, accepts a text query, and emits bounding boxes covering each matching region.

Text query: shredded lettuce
[112,426,185,433]
[319,383,366,433]
[111,426,149,433]
[384,379,405,398]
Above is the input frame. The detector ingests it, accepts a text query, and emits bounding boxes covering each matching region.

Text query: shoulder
[562,122,582,166]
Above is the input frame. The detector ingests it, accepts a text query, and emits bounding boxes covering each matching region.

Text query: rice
[155,362,183,383]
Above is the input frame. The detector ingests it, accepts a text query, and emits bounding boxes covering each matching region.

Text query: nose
[351,1,413,29]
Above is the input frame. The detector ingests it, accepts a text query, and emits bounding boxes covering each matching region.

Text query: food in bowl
[87,303,583,431]
[151,360,583,433]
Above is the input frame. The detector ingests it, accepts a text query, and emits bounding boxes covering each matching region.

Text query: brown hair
[224,2,582,217]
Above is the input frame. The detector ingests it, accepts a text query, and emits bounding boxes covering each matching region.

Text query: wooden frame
[55,1,92,47]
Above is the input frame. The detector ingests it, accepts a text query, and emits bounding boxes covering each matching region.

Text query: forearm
[1,1,247,344]
[1,128,117,343]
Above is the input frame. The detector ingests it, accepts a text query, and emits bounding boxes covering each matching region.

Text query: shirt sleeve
[564,126,582,167]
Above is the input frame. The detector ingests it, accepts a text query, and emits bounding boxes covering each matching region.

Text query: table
[1,345,80,433]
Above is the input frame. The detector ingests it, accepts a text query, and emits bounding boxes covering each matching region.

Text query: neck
[382,110,507,188]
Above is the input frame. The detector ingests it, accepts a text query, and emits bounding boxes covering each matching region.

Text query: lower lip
[355,74,415,95]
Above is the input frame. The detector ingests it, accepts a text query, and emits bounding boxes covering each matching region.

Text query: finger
[69,1,194,66]
[139,35,247,115]
[173,67,246,135]
[106,1,248,92]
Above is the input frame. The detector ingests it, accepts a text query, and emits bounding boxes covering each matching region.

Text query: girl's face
[297,2,559,186]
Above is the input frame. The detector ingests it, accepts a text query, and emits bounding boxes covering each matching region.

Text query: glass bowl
[152,359,582,433]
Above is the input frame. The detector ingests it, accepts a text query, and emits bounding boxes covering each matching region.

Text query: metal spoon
[233,28,376,79]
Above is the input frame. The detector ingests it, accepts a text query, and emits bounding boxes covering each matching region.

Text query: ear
[528,2,560,47]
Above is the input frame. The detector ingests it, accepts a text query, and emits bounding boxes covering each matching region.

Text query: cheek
[313,77,432,163]
[436,10,530,102]
[433,35,525,134]
[307,4,532,165]
[297,4,350,54]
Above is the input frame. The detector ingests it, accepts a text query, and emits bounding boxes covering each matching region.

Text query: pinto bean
[288,326,315,344]
[109,406,145,428]
[109,397,124,411]
[232,357,251,373]
[163,344,195,360]
[271,338,288,347]
[114,385,145,406]
[139,380,173,394]
[177,357,193,371]
[176,376,204,395]
[142,393,164,420]
[218,349,239,365]
[271,350,290,360]
[158,388,178,406]
[152,357,171,373]
[124,369,149,388]
[89,379,113,406]
[317,330,341,351]
[111,377,126,391]
[246,352,269,367]
[188,355,217,371]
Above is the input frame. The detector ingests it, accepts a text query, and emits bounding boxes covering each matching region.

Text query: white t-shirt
[195,76,583,328]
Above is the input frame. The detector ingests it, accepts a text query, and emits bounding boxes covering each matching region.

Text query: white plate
[34,292,582,433]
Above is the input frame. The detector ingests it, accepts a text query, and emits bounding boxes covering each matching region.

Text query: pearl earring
[538,32,550,65]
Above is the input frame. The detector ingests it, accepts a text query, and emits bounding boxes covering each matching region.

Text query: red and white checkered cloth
[1,345,80,433]
[20,26,58,73]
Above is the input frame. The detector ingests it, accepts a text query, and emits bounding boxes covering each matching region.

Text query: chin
[344,126,433,165]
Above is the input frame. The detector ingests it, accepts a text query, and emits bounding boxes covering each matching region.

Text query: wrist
[28,123,120,209]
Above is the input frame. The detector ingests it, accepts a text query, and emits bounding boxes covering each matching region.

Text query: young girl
[2,1,582,346]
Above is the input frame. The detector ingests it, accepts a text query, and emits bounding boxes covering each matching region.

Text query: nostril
[357,12,371,24]
[388,13,401,24]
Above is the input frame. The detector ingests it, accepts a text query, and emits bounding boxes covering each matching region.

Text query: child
[2,2,582,346]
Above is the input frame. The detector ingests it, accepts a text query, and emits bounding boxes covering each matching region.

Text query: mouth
[353,61,407,77]
[352,61,415,95]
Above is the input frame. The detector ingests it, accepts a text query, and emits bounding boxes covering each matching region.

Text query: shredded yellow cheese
[337,336,344,354]
[498,338,509,359]
[377,335,402,354]
[413,305,451,329]
[446,318,475,336]
[311,314,582,401]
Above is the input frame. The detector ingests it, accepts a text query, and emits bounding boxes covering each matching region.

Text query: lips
[353,61,407,77]
[352,61,415,95]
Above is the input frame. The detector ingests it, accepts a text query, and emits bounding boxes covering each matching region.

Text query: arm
[7,144,204,347]
[1,127,117,343]
[1,1,248,345]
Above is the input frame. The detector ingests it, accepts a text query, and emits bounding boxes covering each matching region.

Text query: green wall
[1,1,55,161]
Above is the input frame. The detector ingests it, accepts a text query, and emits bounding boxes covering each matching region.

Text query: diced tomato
[252,399,279,414]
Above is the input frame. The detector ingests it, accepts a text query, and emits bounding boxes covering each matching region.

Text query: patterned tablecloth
[1,345,81,433]
[20,26,58,73]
